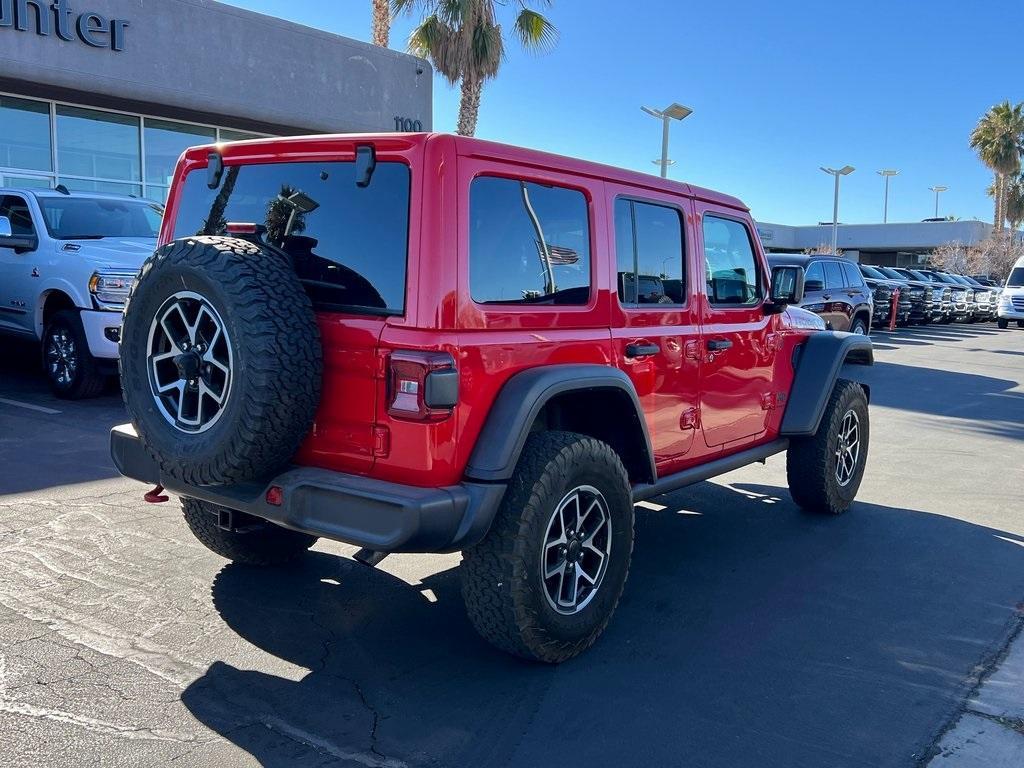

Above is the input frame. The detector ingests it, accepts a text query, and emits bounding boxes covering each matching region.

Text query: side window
[841,262,864,287]
[470,176,591,305]
[804,262,825,290]
[824,260,845,289]
[615,198,685,305]
[0,195,35,236]
[702,215,761,306]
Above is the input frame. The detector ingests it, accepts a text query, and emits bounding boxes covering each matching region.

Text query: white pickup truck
[0,188,161,398]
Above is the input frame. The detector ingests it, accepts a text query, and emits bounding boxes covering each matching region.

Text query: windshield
[174,160,411,315]
[39,197,163,240]
[904,269,932,281]
[860,265,888,280]
[1008,267,1024,287]
[878,267,906,280]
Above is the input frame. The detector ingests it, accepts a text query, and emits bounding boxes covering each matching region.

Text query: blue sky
[226,0,1018,227]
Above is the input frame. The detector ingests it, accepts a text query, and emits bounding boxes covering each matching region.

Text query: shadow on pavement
[182,481,1024,768]
[861,361,1024,442]
[0,336,125,494]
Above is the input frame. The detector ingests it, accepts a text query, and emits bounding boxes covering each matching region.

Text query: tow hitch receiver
[353,548,389,567]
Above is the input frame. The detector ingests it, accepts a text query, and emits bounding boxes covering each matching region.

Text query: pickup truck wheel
[181,497,317,565]
[786,379,869,516]
[120,237,322,485]
[997,319,1008,329]
[43,310,107,399]
[460,431,634,663]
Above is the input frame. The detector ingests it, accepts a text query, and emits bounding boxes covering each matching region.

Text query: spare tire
[120,236,322,485]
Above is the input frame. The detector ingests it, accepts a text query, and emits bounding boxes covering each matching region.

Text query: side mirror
[0,216,38,253]
[766,265,804,314]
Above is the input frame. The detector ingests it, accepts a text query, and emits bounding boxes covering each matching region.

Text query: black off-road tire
[997,319,1009,329]
[182,497,317,565]
[1018,320,1024,329]
[786,379,869,516]
[460,431,634,663]
[120,237,322,485]
[43,310,108,400]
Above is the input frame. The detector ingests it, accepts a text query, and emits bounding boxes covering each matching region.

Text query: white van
[997,255,1024,329]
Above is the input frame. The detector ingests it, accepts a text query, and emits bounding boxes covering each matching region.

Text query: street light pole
[929,185,948,218]
[641,103,693,178]
[877,169,899,223]
[821,165,855,254]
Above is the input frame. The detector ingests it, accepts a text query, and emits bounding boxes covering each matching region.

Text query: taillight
[387,350,458,422]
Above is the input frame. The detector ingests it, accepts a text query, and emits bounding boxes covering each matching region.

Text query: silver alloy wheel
[834,410,861,487]
[46,326,78,387]
[147,291,233,434]
[541,485,612,615]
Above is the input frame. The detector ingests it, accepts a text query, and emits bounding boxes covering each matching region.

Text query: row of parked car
[767,253,1020,334]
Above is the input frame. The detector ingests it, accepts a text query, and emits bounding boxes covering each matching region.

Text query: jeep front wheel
[786,379,869,515]
[460,431,634,663]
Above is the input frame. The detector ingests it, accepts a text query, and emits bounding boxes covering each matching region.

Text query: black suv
[767,254,873,333]
[894,268,953,323]
[858,264,912,328]
[872,265,934,324]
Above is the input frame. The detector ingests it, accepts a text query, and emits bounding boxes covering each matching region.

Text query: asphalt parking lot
[1,324,1023,768]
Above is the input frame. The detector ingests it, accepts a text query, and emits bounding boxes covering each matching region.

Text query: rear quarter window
[173,160,410,315]
[469,176,591,305]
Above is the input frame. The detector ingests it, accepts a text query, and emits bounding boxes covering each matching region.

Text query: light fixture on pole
[877,169,899,223]
[641,103,693,178]
[820,165,855,254]
[929,185,948,218]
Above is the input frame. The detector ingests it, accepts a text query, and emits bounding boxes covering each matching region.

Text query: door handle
[625,343,660,358]
[706,339,733,352]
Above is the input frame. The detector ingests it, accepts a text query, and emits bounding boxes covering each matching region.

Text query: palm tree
[372,0,391,47]
[393,0,557,136]
[1005,173,1024,232]
[970,101,1024,231]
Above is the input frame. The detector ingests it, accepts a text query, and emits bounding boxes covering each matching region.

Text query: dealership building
[754,220,1010,266]
[0,0,431,200]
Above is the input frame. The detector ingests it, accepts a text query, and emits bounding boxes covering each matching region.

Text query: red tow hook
[144,485,170,504]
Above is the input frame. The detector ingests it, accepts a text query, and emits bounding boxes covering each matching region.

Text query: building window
[469,176,591,305]
[0,96,52,173]
[615,198,685,305]
[219,129,263,142]
[145,119,216,196]
[56,105,141,184]
[702,215,762,306]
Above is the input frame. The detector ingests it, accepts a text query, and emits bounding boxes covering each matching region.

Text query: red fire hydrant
[888,286,901,331]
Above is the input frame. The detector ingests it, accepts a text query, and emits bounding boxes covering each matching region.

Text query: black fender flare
[465,364,656,483]
[780,331,873,437]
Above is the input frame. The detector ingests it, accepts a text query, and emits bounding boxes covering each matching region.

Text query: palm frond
[513,9,558,51]
[408,14,462,83]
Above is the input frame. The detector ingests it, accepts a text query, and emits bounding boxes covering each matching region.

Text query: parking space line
[0,398,62,415]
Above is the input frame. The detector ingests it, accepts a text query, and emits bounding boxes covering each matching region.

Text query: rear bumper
[110,424,506,554]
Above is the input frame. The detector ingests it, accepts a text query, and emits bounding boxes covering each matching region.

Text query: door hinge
[679,406,701,430]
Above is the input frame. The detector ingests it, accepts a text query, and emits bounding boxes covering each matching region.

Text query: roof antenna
[55,184,70,195]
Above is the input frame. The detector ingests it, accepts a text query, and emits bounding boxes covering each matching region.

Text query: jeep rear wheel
[120,237,322,485]
[786,379,869,515]
[182,497,317,565]
[460,431,634,663]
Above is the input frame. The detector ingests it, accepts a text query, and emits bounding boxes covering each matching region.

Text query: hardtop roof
[189,132,750,212]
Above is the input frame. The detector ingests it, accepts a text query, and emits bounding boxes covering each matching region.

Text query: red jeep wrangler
[112,134,872,662]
